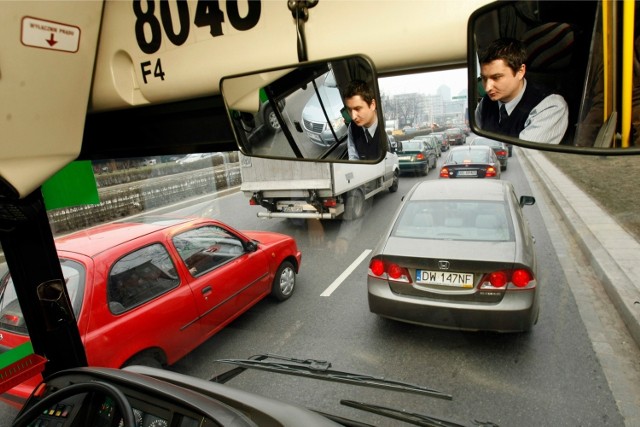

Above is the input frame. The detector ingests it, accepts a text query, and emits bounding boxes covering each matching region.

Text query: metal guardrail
[48,164,241,234]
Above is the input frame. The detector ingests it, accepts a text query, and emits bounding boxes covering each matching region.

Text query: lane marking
[320,249,372,297]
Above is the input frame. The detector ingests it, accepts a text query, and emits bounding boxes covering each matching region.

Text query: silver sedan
[367,179,539,333]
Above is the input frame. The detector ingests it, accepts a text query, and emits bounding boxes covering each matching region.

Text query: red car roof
[54,217,197,257]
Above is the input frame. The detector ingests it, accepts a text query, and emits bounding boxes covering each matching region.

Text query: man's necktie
[499,104,508,126]
[365,128,371,142]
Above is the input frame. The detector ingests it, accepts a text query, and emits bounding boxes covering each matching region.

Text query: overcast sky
[379,68,468,98]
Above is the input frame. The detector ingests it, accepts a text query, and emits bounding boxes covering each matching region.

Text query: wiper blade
[342,399,468,427]
[213,353,452,400]
[341,400,499,427]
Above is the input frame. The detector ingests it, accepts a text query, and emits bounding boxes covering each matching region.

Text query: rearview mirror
[221,55,388,163]
[468,1,640,154]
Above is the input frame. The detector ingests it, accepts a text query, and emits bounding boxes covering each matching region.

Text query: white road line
[320,249,372,297]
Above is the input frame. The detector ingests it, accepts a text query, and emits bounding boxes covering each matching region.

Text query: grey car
[367,179,539,333]
[301,69,348,146]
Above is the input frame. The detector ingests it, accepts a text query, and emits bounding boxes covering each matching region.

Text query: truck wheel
[389,170,399,193]
[263,104,281,133]
[271,260,296,301]
[343,188,365,220]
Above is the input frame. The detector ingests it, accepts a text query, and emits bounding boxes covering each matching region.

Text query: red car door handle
[202,286,212,294]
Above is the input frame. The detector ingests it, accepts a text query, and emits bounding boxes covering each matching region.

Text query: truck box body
[240,153,399,219]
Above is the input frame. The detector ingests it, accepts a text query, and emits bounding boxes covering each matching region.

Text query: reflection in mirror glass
[221,55,388,163]
[468,1,639,152]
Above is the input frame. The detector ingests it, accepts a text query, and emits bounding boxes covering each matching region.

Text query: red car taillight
[496,150,507,157]
[485,166,497,177]
[439,167,450,178]
[479,268,535,290]
[368,258,411,283]
[416,153,425,160]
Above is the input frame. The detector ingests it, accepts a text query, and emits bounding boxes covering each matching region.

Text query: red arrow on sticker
[46,33,57,47]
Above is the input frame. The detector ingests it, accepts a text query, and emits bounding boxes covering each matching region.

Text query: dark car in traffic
[439,145,501,179]
[431,131,449,151]
[397,139,437,176]
[414,134,441,157]
[444,127,466,146]
[367,179,539,332]
[471,136,509,170]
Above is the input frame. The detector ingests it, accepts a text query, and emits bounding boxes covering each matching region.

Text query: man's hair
[344,79,375,105]
[478,38,527,73]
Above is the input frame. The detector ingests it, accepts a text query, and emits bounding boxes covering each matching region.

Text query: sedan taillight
[485,166,497,177]
[479,268,535,290]
[368,258,411,283]
[439,167,450,178]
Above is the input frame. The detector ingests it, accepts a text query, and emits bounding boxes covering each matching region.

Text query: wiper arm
[213,353,452,400]
[342,399,467,427]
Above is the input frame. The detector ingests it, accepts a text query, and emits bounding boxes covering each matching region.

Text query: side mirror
[519,195,536,207]
[220,55,389,163]
[468,1,640,154]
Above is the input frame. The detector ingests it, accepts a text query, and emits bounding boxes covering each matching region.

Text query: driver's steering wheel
[11,380,135,427]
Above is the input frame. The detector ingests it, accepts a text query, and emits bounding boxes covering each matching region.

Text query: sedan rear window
[449,149,490,163]
[393,200,513,242]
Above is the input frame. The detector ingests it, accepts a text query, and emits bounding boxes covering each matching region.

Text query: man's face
[480,59,525,103]
[345,95,377,128]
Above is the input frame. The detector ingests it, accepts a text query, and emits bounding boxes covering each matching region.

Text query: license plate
[281,205,303,213]
[457,170,477,176]
[416,270,474,288]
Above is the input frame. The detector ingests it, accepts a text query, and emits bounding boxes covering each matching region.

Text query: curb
[519,147,640,349]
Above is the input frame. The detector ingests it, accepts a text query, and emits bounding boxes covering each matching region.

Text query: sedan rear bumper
[367,279,538,333]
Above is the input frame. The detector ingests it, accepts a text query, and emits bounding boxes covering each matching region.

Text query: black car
[439,145,501,179]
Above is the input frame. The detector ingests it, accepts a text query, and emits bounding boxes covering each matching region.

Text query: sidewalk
[519,147,640,349]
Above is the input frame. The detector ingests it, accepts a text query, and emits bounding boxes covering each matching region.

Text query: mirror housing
[221,55,388,163]
[468,0,640,154]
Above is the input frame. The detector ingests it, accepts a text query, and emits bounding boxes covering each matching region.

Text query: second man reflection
[475,38,568,145]
[344,80,381,160]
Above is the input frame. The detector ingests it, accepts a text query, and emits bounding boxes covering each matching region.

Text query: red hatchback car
[0,216,301,407]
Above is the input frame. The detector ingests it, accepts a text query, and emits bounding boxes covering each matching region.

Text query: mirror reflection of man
[475,38,568,145]
[344,80,381,160]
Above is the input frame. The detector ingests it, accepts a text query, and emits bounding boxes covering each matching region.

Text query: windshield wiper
[211,353,452,400]
[341,400,499,427]
[342,399,462,427]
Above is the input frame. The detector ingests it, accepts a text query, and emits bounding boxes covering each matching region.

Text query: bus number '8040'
[133,0,261,54]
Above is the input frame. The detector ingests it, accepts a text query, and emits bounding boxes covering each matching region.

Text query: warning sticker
[21,16,81,53]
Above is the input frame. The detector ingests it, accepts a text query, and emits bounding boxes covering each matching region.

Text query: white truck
[239,152,399,220]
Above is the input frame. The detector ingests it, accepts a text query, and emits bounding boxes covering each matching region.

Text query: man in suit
[475,38,568,145]
[344,80,381,160]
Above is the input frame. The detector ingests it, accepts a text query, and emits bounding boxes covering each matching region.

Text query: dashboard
[11,366,342,427]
